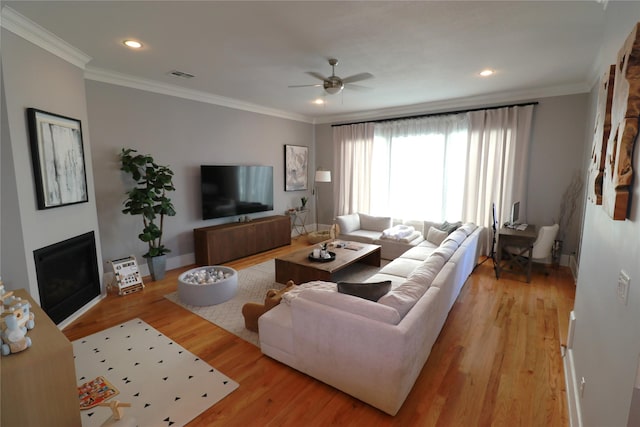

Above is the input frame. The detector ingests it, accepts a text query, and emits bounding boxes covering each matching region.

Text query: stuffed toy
[242,280,296,332]
[4,301,35,330]
[1,309,32,356]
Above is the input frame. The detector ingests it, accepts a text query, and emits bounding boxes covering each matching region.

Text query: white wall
[569,5,640,426]
[85,81,314,271]
[0,29,103,304]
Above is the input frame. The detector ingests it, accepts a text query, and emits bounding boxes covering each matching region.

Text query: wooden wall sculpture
[602,22,640,220]
[587,64,615,205]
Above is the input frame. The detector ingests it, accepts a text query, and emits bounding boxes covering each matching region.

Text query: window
[370,114,468,222]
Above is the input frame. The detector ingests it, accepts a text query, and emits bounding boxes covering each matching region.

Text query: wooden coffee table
[275,241,381,284]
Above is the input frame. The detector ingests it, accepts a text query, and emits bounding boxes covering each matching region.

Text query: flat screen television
[201,165,274,220]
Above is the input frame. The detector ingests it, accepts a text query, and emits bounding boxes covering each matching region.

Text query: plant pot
[147,255,167,281]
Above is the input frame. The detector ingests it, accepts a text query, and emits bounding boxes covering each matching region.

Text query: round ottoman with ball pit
[177,266,238,306]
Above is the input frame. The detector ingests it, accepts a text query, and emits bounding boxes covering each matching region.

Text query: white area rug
[164,259,385,346]
[73,318,238,427]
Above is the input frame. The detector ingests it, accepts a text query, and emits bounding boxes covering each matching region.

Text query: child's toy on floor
[98,400,137,427]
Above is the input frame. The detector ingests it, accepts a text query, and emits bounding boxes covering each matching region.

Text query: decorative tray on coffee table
[308,251,336,262]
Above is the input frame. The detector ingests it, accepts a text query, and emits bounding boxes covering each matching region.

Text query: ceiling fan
[289,58,373,95]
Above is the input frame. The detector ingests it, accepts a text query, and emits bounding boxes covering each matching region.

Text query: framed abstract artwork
[284,144,308,191]
[27,108,88,209]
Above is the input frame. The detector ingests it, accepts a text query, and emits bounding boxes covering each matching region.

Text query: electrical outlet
[618,270,630,305]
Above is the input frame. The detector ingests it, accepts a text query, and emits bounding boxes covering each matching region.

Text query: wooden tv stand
[194,215,291,265]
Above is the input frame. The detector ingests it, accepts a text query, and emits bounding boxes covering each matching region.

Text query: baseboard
[58,293,106,330]
[569,254,579,283]
[563,345,583,427]
[136,252,196,277]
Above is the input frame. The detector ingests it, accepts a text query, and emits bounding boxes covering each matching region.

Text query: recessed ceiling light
[479,69,495,77]
[123,40,143,49]
[313,98,325,105]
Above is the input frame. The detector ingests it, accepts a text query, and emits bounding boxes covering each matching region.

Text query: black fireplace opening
[33,231,101,324]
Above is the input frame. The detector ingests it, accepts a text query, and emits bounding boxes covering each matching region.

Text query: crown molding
[1,6,92,69]
[314,81,592,125]
[84,67,314,124]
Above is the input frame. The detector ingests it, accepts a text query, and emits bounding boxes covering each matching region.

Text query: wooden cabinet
[194,215,291,265]
[1,289,81,426]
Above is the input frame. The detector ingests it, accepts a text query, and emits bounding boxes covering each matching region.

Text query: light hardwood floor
[63,237,575,426]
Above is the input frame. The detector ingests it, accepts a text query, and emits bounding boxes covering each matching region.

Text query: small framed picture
[27,108,88,209]
[284,144,308,191]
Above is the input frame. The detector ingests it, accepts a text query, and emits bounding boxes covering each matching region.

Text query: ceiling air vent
[168,70,195,79]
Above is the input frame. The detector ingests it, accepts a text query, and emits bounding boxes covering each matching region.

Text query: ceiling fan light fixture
[324,77,344,95]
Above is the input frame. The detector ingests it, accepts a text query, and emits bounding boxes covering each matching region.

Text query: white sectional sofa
[259,222,484,415]
[335,213,425,260]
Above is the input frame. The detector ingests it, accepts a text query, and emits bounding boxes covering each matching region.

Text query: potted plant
[120,148,176,281]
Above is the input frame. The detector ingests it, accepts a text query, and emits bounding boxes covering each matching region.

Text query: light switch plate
[618,270,630,305]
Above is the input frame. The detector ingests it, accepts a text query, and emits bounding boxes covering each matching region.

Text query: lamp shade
[315,170,331,183]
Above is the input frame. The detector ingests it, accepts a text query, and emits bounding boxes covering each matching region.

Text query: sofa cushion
[407,253,447,285]
[359,213,392,232]
[430,240,458,263]
[337,280,392,302]
[298,289,401,325]
[400,245,436,261]
[339,230,379,244]
[458,222,478,236]
[426,226,448,246]
[379,258,422,278]
[365,273,408,289]
[442,229,468,247]
[377,279,429,318]
[336,213,360,234]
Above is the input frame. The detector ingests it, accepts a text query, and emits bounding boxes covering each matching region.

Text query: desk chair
[506,223,559,276]
[530,224,559,262]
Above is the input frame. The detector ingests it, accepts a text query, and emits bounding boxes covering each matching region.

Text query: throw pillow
[427,226,448,246]
[337,280,392,302]
[439,220,463,234]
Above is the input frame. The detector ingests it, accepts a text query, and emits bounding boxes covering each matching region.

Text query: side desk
[288,209,309,236]
[495,224,537,283]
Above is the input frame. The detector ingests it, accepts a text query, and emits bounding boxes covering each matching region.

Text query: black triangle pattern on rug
[73,318,239,427]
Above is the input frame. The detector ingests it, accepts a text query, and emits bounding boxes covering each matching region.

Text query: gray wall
[314,93,589,258]
[571,4,640,426]
[85,81,314,272]
[0,29,103,303]
[527,93,589,256]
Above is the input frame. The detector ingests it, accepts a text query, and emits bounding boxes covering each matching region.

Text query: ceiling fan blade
[306,71,328,81]
[288,84,323,88]
[344,83,372,92]
[342,72,374,84]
